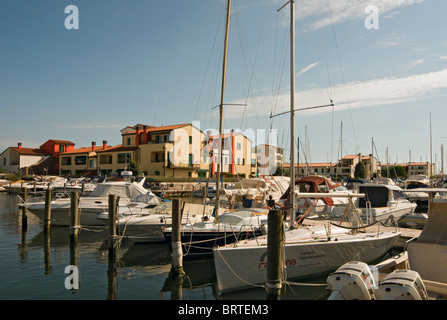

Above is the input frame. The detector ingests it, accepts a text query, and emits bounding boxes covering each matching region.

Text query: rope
[214,248,266,290]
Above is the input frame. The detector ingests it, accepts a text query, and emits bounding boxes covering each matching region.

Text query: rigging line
[326,1,359,151]
[270,31,290,132]
[270,7,290,131]
[192,4,226,121]
[233,0,269,132]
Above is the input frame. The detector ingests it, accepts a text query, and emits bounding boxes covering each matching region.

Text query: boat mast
[215,0,231,222]
[289,0,296,225]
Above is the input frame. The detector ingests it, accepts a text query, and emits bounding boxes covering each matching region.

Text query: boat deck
[302,218,421,249]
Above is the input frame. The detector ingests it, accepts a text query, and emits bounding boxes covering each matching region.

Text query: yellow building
[59,123,253,179]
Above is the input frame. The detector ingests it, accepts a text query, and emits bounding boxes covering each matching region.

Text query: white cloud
[226,68,447,119]
[407,58,424,68]
[297,62,319,77]
[292,0,427,31]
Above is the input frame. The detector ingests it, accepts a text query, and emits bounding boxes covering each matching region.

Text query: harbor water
[0,193,331,300]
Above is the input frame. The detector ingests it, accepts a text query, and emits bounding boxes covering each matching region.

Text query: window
[237,143,241,150]
[61,157,72,165]
[127,138,131,145]
[59,145,64,152]
[74,156,86,165]
[155,171,160,176]
[100,155,112,164]
[117,153,131,164]
[189,136,192,144]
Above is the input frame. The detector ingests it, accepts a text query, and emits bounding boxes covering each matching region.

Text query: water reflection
[2,193,332,300]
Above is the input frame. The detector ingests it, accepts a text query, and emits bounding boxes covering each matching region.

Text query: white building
[0,143,48,174]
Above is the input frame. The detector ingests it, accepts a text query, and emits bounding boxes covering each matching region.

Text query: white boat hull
[96,203,221,242]
[359,203,417,223]
[24,200,109,226]
[213,229,400,293]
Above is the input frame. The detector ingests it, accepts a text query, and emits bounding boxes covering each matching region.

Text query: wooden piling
[70,191,80,243]
[170,198,184,278]
[266,209,284,300]
[44,188,52,232]
[108,194,118,251]
[21,187,28,231]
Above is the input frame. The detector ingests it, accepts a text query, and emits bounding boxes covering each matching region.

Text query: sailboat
[212,0,400,294]
[163,0,269,256]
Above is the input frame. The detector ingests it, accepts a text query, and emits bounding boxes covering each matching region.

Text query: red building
[39,140,75,173]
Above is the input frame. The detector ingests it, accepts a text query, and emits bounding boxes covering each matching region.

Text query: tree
[381,165,406,179]
[354,161,366,179]
[129,159,143,176]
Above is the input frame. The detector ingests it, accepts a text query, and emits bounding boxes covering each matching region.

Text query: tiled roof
[122,123,190,135]
[10,147,47,156]
[46,139,75,145]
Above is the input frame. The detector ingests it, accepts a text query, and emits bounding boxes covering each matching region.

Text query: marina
[1,0,447,307]
[0,183,429,301]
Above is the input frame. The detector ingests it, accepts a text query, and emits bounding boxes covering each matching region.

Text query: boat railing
[366,201,373,225]
[228,223,263,247]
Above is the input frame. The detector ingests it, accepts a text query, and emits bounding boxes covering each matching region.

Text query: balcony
[166,162,200,169]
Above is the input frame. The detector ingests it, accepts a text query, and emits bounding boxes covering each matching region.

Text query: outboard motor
[326,261,377,300]
[375,270,428,300]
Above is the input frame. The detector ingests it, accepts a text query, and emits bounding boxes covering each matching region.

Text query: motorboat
[282,175,353,219]
[213,219,400,293]
[402,175,431,210]
[163,208,269,257]
[193,185,216,198]
[21,180,154,226]
[51,176,106,196]
[96,201,224,243]
[398,187,447,229]
[4,175,64,194]
[332,183,416,224]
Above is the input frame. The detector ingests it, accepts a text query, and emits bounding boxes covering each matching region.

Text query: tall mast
[289,0,296,225]
[215,0,231,221]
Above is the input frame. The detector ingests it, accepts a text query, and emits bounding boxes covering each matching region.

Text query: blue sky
[1,0,447,171]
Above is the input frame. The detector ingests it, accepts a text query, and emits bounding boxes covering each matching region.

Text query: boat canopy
[218,208,268,226]
[89,182,149,199]
[280,176,341,205]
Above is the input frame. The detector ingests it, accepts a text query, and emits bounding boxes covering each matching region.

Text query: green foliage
[354,161,366,179]
[381,165,406,179]
[128,159,143,176]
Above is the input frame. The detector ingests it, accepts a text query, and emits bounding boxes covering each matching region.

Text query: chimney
[102,140,107,150]
[91,141,96,151]
[18,142,22,149]
[143,125,148,144]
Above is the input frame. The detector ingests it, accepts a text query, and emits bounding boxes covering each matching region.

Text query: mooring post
[108,194,118,251]
[266,209,284,300]
[44,188,52,232]
[21,187,28,231]
[170,198,184,278]
[70,191,80,243]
